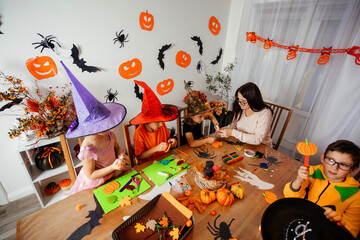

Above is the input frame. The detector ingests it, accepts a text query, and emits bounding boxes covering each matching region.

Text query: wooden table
[17,139,301,240]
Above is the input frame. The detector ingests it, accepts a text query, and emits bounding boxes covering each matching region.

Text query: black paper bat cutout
[157,44,172,70]
[71,44,101,73]
[134,83,143,101]
[0,31,3,34]
[210,47,223,65]
[191,36,203,55]
[32,33,61,53]
[67,197,104,240]
[0,98,22,112]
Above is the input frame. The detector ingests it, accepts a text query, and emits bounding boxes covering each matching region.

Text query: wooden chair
[176,107,188,148]
[265,102,293,150]
[122,124,139,167]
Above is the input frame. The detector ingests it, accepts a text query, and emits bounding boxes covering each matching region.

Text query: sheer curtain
[232,0,360,161]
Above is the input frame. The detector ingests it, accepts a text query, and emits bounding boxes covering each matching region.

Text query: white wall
[0,0,233,201]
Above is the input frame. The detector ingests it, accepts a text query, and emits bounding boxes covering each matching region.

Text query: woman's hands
[217,128,233,138]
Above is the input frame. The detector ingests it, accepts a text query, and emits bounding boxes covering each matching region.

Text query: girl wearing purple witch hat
[61,62,129,194]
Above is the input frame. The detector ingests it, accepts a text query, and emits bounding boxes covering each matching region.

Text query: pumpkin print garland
[26,56,58,80]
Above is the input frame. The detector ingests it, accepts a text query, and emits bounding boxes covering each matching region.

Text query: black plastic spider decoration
[113,30,129,48]
[193,147,216,159]
[265,156,282,167]
[32,33,61,52]
[207,215,235,240]
[104,88,118,103]
[196,60,204,73]
[224,140,244,145]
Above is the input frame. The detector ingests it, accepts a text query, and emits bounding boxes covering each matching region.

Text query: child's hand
[297,165,310,182]
[117,153,129,167]
[217,128,232,138]
[168,138,177,147]
[207,137,216,144]
[323,207,345,226]
[156,142,168,152]
[112,158,125,170]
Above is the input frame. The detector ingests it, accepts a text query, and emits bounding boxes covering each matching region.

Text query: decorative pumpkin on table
[216,188,235,206]
[200,189,216,205]
[35,145,65,170]
[230,182,245,199]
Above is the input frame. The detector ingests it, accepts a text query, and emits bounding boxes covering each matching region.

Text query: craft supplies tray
[112,194,195,240]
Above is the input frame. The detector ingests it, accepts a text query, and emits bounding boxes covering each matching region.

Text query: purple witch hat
[61,61,126,139]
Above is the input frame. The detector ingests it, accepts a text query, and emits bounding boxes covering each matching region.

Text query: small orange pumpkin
[118,58,142,79]
[216,188,234,206]
[139,10,154,31]
[176,51,191,68]
[208,16,221,35]
[26,56,57,80]
[184,190,192,197]
[186,219,192,227]
[317,54,330,65]
[200,189,216,205]
[156,79,174,96]
[297,138,317,167]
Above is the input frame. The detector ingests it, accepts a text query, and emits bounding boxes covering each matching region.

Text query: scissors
[132,176,142,192]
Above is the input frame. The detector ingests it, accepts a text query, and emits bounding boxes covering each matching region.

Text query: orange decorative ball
[184,190,192,197]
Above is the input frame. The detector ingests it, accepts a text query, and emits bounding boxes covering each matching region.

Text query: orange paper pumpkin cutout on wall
[118,58,142,79]
[156,79,174,96]
[139,10,154,31]
[208,16,221,35]
[317,54,330,65]
[26,56,57,80]
[176,51,191,68]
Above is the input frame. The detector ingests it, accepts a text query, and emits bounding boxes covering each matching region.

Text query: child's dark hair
[183,115,197,126]
[325,140,360,168]
[231,82,273,122]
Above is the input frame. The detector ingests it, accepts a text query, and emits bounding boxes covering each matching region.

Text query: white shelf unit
[18,136,82,208]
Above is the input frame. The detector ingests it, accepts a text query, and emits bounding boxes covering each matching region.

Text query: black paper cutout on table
[71,44,101,73]
[265,156,283,166]
[134,83,143,101]
[0,98,22,112]
[207,215,235,240]
[193,147,216,159]
[210,47,223,65]
[32,33,61,53]
[67,196,104,240]
[224,140,244,145]
[196,60,204,73]
[104,88,118,103]
[157,44,172,70]
[113,30,129,48]
[191,36,203,55]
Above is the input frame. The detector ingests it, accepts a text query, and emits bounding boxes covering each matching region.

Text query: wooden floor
[0,194,42,240]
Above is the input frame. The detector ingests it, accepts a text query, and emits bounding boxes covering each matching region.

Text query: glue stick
[158,172,170,177]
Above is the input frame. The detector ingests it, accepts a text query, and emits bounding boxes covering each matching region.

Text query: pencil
[175,148,190,157]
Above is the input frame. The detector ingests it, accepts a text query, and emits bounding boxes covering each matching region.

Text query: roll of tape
[244,149,256,158]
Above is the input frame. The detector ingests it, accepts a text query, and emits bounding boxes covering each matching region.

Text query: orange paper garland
[246,32,360,65]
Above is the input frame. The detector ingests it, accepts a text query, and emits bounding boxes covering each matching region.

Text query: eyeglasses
[235,98,247,106]
[324,157,353,171]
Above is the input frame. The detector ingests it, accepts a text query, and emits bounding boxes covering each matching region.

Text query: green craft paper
[93,170,151,214]
[142,156,190,186]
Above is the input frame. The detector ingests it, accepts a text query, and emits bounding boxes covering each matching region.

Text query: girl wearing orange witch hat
[130,80,178,161]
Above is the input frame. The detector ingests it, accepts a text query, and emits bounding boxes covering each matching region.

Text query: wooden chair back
[265,102,293,150]
[176,107,189,148]
[122,124,139,167]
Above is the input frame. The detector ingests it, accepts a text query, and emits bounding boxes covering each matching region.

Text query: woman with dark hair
[218,82,273,146]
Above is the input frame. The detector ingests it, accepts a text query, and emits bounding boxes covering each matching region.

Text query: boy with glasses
[284,140,360,237]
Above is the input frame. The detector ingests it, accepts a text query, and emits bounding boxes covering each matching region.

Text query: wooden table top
[17,139,301,240]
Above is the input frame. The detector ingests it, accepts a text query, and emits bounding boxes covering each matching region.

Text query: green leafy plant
[205,59,237,104]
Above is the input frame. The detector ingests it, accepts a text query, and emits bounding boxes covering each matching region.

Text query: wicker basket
[194,170,226,191]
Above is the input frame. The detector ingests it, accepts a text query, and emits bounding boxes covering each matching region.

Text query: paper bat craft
[67,196,104,240]
[32,33,61,53]
[191,36,203,55]
[210,47,223,65]
[0,98,22,112]
[134,83,143,101]
[157,44,172,70]
[71,44,101,73]
[0,31,3,34]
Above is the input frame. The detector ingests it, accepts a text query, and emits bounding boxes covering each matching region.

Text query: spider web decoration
[207,215,235,240]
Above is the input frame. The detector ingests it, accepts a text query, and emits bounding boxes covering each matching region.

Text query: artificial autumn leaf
[26,99,40,112]
[177,194,206,214]
[46,96,60,110]
[159,216,169,227]
[135,223,146,233]
[169,227,180,240]
[146,219,157,231]
[119,196,132,207]
[125,185,135,191]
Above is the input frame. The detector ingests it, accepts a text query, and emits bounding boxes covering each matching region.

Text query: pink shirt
[229,108,272,146]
